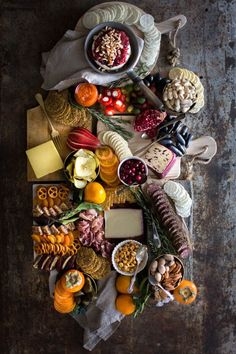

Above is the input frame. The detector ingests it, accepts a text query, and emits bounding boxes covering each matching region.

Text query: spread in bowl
[92,26,131,71]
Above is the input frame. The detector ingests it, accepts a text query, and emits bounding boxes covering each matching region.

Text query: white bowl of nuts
[149,254,184,291]
[163,78,197,113]
[112,240,148,276]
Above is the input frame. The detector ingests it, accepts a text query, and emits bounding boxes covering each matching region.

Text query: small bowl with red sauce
[117,156,148,187]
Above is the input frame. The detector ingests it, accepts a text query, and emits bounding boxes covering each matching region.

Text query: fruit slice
[100,171,119,184]
[95,146,114,161]
[100,164,118,176]
[99,155,119,168]
[74,156,96,177]
[54,299,76,313]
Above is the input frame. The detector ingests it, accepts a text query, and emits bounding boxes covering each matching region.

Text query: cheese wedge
[105,209,143,238]
[26,140,63,178]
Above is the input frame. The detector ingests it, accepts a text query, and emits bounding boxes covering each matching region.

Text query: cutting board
[27,106,72,182]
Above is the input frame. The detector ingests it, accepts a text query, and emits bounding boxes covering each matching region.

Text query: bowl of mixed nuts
[148,254,184,291]
[112,240,148,276]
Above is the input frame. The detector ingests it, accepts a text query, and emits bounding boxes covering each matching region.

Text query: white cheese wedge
[105,209,143,238]
[26,140,63,178]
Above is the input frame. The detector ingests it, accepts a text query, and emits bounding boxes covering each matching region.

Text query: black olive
[176,132,186,146]
[180,125,188,136]
[153,72,162,81]
[143,79,151,87]
[176,142,186,154]
[168,144,184,157]
[158,138,173,146]
[172,121,183,132]
[185,133,193,147]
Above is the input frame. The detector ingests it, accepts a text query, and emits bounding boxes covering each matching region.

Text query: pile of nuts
[114,241,139,273]
[163,78,197,113]
[149,254,183,291]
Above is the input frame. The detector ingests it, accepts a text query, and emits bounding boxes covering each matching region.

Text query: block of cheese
[26,140,64,179]
[144,142,176,178]
[104,209,143,238]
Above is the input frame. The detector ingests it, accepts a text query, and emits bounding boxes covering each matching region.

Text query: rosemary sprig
[68,89,133,141]
[131,187,176,257]
[88,108,133,141]
[107,64,150,88]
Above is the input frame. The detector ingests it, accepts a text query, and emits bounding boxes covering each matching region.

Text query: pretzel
[47,186,58,199]
[58,186,70,200]
[37,187,47,200]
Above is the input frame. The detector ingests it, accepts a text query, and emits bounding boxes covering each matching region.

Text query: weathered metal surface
[0,0,235,353]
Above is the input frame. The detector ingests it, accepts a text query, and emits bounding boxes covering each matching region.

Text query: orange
[84,182,106,204]
[61,270,85,293]
[115,294,136,315]
[74,83,98,107]
[115,275,139,294]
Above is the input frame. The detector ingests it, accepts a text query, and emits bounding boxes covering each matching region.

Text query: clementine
[115,275,138,294]
[74,83,98,107]
[84,182,106,204]
[115,294,136,315]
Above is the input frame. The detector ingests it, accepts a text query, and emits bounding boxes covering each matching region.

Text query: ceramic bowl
[112,240,148,276]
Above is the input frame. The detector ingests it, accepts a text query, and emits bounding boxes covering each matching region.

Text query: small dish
[148,254,184,291]
[112,240,148,276]
[117,156,148,187]
[64,150,100,189]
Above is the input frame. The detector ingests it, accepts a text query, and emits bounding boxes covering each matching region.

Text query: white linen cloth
[40,30,144,90]
[49,270,124,351]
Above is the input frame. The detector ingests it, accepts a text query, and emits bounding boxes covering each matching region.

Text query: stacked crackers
[44,89,92,128]
[76,247,111,280]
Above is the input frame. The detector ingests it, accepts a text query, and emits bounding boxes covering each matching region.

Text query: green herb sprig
[88,108,133,141]
[131,187,176,257]
[133,277,151,317]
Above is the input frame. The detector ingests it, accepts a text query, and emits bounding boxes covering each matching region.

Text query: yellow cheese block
[26,140,64,179]
[104,209,143,238]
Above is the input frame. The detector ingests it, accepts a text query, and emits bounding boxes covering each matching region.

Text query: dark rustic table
[1,1,235,353]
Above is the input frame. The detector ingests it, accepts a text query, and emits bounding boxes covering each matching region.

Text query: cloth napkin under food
[49,270,124,351]
[40,30,144,91]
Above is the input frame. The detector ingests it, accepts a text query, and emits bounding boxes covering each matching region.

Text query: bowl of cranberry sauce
[118,157,148,186]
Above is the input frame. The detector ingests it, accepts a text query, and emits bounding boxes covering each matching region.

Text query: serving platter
[75,1,187,77]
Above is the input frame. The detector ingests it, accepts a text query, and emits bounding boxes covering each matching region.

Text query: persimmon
[173,280,197,304]
[61,270,85,293]
[54,299,76,314]
[74,83,98,107]
[95,146,114,161]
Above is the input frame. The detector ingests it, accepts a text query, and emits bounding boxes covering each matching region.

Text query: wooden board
[27,106,71,181]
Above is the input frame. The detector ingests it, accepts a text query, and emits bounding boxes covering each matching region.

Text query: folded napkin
[49,270,124,351]
[72,271,124,351]
[41,30,144,91]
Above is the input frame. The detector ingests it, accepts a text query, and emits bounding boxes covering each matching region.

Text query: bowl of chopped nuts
[112,240,148,276]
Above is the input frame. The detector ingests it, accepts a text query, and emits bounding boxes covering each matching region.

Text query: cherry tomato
[100,96,113,107]
[112,88,121,99]
[103,88,112,97]
[114,99,126,112]
[173,280,197,305]
[120,94,127,102]
[104,106,116,116]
